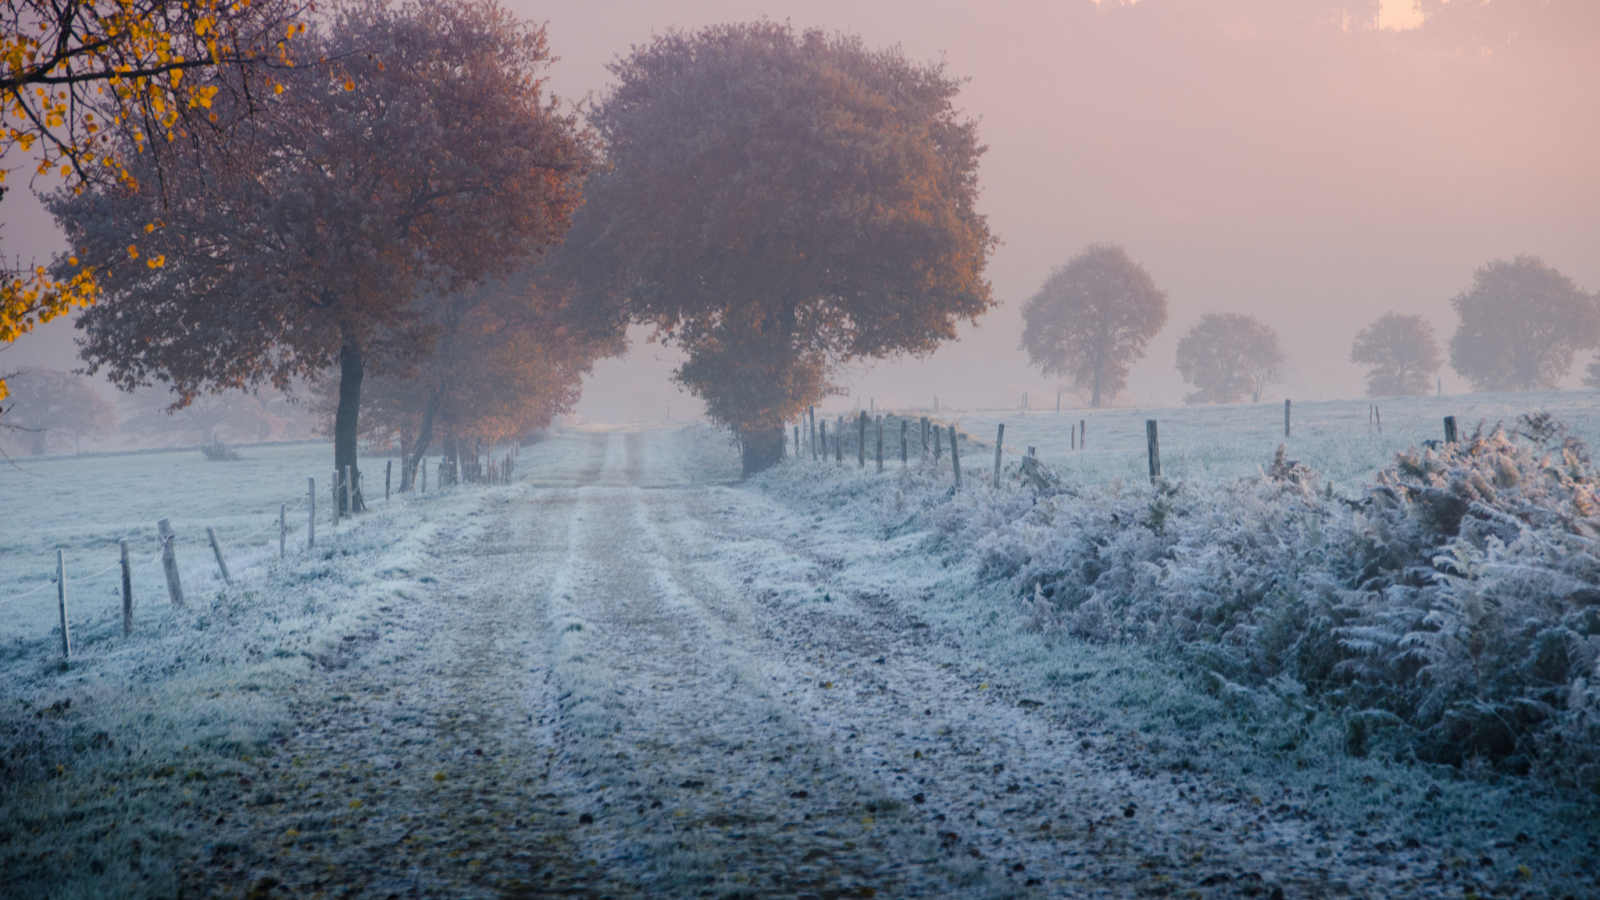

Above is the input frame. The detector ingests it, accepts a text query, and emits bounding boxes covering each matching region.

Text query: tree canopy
[1,0,313,397]
[1176,312,1286,404]
[1350,312,1441,397]
[1019,244,1167,407]
[49,0,593,508]
[563,21,995,473]
[1448,255,1598,392]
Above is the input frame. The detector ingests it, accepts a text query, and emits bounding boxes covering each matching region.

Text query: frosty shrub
[892,420,1600,789]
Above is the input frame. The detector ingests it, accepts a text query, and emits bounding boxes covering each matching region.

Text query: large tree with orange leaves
[48,0,592,508]
[1,0,313,396]
[563,21,995,474]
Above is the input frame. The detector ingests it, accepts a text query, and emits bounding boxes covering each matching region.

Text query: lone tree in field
[1176,312,1286,404]
[1019,244,1167,407]
[564,22,995,474]
[1350,312,1442,397]
[0,367,116,454]
[49,0,593,510]
[1448,255,1599,392]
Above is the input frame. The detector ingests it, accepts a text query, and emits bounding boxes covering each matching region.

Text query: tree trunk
[738,425,786,476]
[1091,357,1103,408]
[334,337,366,513]
[405,387,442,490]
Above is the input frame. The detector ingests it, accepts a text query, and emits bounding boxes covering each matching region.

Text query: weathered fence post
[949,425,961,488]
[120,539,133,636]
[206,526,232,585]
[1375,406,1382,433]
[836,417,844,463]
[57,549,71,658]
[1285,399,1292,438]
[1056,390,1061,413]
[386,460,392,502]
[332,470,342,526]
[1146,419,1161,482]
[1080,419,1087,449]
[421,457,428,492]
[1444,415,1458,444]
[344,465,354,514]
[279,503,287,559]
[920,417,930,459]
[858,411,867,468]
[901,419,908,465]
[993,423,1005,488]
[933,421,942,462]
[158,518,184,607]
[810,406,817,460]
[1072,422,1077,451]
[819,420,827,462]
[307,478,316,549]
[876,416,884,473]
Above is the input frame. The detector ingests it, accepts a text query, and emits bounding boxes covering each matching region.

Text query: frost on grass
[769,416,1600,796]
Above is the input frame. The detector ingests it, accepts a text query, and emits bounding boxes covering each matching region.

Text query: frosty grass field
[1,391,1598,899]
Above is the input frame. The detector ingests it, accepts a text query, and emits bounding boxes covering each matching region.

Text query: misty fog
[3,0,1596,425]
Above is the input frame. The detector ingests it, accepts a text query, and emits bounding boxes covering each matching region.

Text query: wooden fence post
[858,411,867,468]
[949,425,961,488]
[332,470,341,526]
[1285,399,1292,438]
[279,503,287,559]
[57,549,71,658]
[344,465,354,514]
[836,417,844,463]
[120,539,133,636]
[876,416,884,473]
[810,406,817,460]
[993,423,1005,488]
[933,420,942,462]
[158,518,184,607]
[1146,420,1161,482]
[819,420,827,462]
[1072,422,1076,451]
[307,478,317,548]
[1056,390,1061,413]
[1444,415,1457,444]
[206,526,232,585]
[1080,419,1087,449]
[386,460,392,502]
[920,417,929,459]
[901,419,908,465]
[1375,406,1382,433]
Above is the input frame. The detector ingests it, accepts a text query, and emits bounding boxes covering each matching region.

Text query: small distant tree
[1448,255,1599,392]
[1176,312,1286,404]
[565,21,995,474]
[1350,312,1442,397]
[1019,244,1168,407]
[0,367,116,454]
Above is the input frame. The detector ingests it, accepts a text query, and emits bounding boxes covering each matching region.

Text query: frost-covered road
[188,427,1471,899]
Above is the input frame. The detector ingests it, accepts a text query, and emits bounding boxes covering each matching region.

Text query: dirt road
[187,427,1460,899]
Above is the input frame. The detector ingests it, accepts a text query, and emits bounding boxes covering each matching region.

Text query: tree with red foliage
[48,0,593,509]
[563,21,995,474]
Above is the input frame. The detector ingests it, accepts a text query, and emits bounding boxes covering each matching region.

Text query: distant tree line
[1021,248,1597,405]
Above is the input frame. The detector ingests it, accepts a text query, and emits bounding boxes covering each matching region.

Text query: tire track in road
[539,438,977,898]
[184,437,626,899]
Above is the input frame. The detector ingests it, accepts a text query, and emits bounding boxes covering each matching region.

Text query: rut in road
[542,430,961,897]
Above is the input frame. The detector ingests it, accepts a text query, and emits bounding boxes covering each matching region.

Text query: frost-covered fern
[767,418,1600,794]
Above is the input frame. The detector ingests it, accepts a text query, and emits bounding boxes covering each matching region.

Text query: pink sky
[4,0,1597,421]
